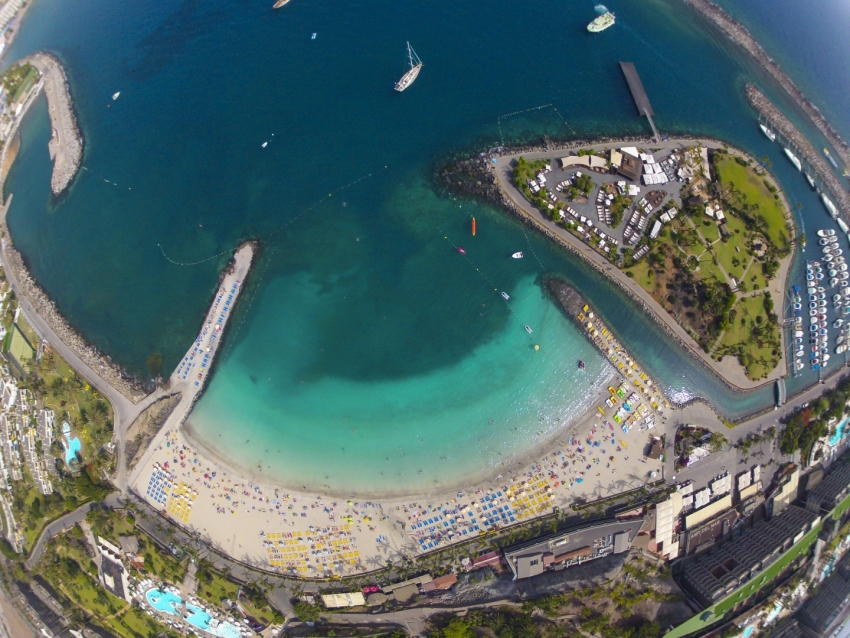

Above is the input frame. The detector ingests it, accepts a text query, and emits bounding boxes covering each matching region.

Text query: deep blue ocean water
[3,0,849,493]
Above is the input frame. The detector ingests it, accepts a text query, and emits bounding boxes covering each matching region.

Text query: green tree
[443,617,475,638]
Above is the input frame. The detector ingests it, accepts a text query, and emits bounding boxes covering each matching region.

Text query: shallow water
[3,0,849,493]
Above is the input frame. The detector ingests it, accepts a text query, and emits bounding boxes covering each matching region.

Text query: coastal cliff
[684,0,850,173]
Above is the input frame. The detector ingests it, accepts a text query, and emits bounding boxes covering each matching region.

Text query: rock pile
[2,226,147,403]
[746,84,850,218]
[685,0,850,171]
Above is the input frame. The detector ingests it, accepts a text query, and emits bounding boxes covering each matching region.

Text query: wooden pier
[619,61,660,142]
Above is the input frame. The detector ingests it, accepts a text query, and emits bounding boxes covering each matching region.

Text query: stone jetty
[28,53,82,195]
[746,84,850,218]
[685,0,850,173]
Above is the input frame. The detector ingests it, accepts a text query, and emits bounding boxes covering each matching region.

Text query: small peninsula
[443,138,795,387]
[0,53,82,196]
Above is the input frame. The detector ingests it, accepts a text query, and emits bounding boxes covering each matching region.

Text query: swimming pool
[64,434,81,467]
[830,415,850,447]
[145,589,242,638]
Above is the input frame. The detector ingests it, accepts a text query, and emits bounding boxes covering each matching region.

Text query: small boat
[457,247,466,255]
[784,147,802,171]
[830,278,839,288]
[312,33,317,39]
[525,325,533,334]
[273,0,290,8]
[471,217,477,236]
[262,142,268,148]
[818,230,829,238]
[825,147,839,169]
[501,292,510,301]
[578,360,586,370]
[820,238,831,246]
[112,91,120,100]
[838,344,848,354]
[805,172,816,189]
[828,229,837,237]
[759,123,776,142]
[395,42,423,92]
[512,252,524,259]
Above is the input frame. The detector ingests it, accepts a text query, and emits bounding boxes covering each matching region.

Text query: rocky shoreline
[28,53,83,196]
[746,84,850,218]
[437,137,782,423]
[684,0,850,174]
[1,219,147,403]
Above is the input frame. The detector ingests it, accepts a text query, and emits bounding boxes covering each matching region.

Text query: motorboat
[831,278,840,287]
[829,269,838,277]
[837,257,846,265]
[831,236,840,244]
[817,272,825,279]
[818,230,829,238]
[836,295,843,302]
[578,360,586,370]
[512,252,524,259]
[525,325,533,334]
[793,303,802,310]
[838,344,848,354]
[828,229,837,236]
[821,238,831,246]
[824,255,834,263]
[809,295,817,302]
[457,247,466,255]
[819,292,827,300]
[501,292,510,300]
[835,249,844,257]
[810,302,818,309]
[842,281,849,288]
[835,319,845,328]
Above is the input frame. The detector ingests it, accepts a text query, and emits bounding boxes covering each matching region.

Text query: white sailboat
[394,42,422,92]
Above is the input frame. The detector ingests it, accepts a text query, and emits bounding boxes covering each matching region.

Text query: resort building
[0,0,23,31]
[805,461,850,515]
[797,553,850,636]
[503,518,642,580]
[559,155,608,171]
[36,409,54,449]
[765,464,800,518]
[97,537,131,603]
[679,505,819,608]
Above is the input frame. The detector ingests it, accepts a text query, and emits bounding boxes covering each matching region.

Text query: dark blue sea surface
[3,0,848,492]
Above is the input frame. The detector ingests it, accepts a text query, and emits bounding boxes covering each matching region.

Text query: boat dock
[548,279,671,420]
[619,61,660,143]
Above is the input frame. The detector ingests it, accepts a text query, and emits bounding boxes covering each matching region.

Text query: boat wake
[595,4,609,14]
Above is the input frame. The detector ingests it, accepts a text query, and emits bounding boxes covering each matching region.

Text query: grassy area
[710,213,750,283]
[714,154,790,251]
[1,63,40,106]
[35,534,179,638]
[716,293,781,379]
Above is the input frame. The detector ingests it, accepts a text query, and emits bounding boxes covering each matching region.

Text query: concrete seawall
[684,0,850,174]
[27,52,83,195]
[746,84,850,219]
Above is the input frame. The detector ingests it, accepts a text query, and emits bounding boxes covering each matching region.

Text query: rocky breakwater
[746,85,850,218]
[1,225,147,403]
[685,0,850,173]
[28,53,82,196]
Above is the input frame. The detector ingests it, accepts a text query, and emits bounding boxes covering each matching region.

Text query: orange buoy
[471,217,476,236]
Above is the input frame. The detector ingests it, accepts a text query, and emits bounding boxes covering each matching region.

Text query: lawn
[710,213,750,283]
[696,217,721,245]
[714,154,790,251]
[741,256,769,292]
[717,294,781,379]
[197,569,282,626]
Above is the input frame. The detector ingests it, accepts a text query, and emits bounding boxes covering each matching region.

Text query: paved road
[24,493,123,570]
[491,139,790,389]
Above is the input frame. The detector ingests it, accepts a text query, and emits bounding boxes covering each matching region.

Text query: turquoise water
[830,415,849,447]
[61,421,81,468]
[145,589,241,638]
[3,0,849,493]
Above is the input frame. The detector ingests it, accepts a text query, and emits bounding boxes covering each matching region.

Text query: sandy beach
[132,315,668,578]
